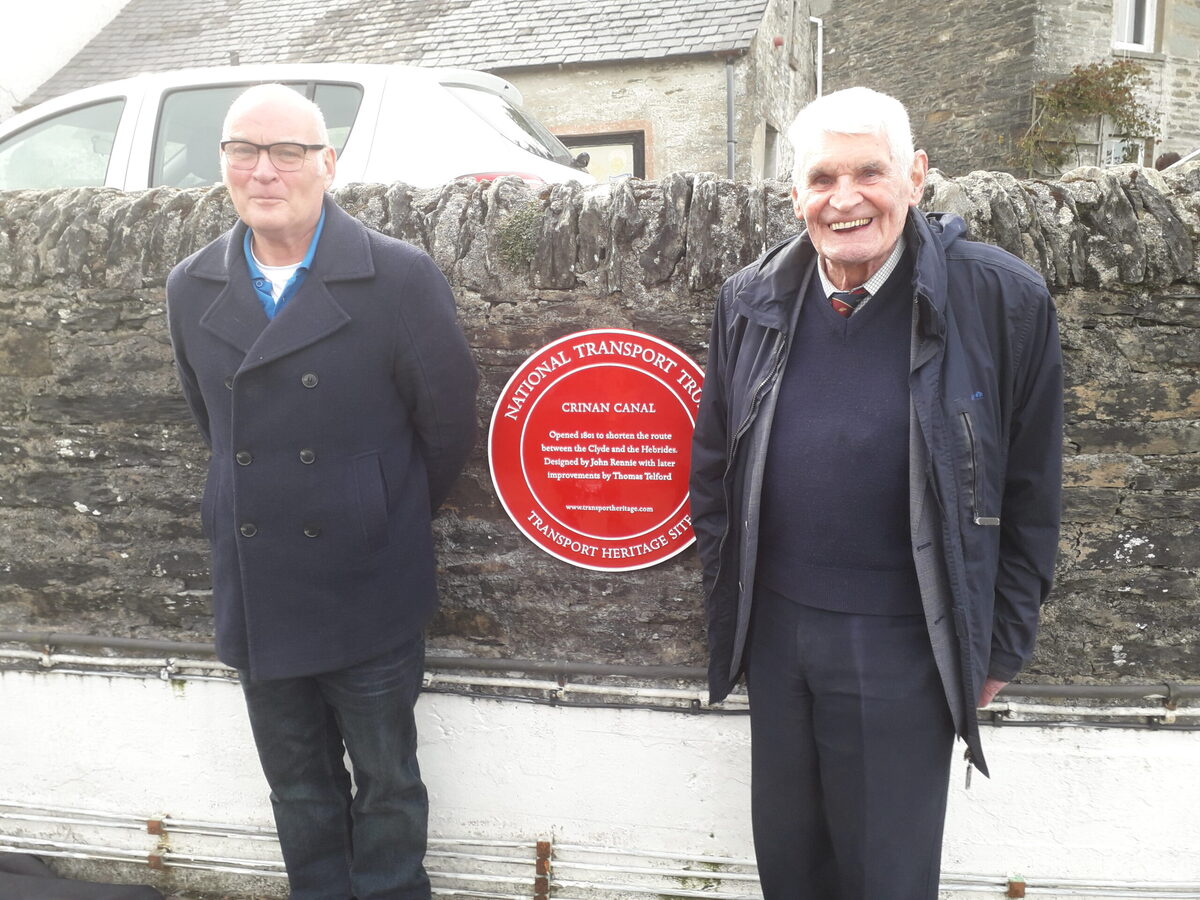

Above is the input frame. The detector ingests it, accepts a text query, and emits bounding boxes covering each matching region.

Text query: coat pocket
[957,408,1000,527]
[353,452,390,553]
[200,466,219,541]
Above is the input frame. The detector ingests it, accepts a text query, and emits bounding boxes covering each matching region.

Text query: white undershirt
[251,249,301,301]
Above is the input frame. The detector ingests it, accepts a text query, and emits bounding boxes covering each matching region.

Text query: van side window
[312,83,362,154]
[0,99,125,190]
[153,83,363,188]
[153,86,246,188]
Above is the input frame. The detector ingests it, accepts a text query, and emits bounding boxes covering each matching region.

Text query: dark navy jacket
[689,210,1062,772]
[167,196,478,680]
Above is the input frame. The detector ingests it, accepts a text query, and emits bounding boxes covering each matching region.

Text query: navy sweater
[756,253,922,616]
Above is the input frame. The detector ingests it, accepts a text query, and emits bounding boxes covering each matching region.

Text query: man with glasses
[166,84,478,899]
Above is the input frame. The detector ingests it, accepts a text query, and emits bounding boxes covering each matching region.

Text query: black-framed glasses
[220,140,327,171]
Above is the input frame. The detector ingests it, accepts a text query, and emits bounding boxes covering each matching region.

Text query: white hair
[221,83,330,151]
[787,87,915,186]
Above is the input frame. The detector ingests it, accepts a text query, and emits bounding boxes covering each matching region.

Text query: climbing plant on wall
[1014,59,1158,176]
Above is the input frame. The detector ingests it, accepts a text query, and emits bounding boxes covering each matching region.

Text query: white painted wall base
[2,668,1198,898]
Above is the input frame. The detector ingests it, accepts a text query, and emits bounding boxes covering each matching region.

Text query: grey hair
[787,87,915,186]
[221,83,330,147]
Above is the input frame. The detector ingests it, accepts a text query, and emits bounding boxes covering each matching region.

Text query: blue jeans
[240,637,430,900]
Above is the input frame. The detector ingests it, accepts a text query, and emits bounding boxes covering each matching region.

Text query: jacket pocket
[200,466,219,541]
[353,452,390,553]
[958,409,1000,527]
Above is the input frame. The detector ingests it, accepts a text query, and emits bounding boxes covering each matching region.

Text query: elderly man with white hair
[690,87,1063,899]
[166,84,478,899]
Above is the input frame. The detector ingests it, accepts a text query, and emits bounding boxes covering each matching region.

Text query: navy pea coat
[167,196,478,680]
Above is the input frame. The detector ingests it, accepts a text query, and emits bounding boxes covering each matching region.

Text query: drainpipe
[809,16,824,98]
[725,57,736,178]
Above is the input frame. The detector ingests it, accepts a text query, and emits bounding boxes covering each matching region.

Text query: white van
[0,64,593,191]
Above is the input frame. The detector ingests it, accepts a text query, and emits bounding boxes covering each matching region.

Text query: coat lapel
[239,278,351,371]
[194,196,375,371]
[200,281,267,357]
[187,227,267,355]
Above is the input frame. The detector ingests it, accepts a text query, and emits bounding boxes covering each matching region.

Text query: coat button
[239,523,258,538]
[301,372,319,388]
[299,448,316,465]
[303,525,321,538]
[223,376,234,390]
[235,450,253,466]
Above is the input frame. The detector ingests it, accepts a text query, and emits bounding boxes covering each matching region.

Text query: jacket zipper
[712,331,788,596]
[959,410,1000,526]
[730,332,788,454]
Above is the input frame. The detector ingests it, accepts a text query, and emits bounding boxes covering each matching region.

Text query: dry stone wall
[1,164,1198,684]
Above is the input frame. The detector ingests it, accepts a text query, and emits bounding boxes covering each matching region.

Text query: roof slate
[31,0,768,104]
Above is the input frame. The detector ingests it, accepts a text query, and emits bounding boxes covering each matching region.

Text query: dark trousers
[745,591,955,900]
[240,636,430,900]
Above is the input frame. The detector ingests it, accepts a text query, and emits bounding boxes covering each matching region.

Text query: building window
[789,0,802,70]
[558,131,646,182]
[1099,113,1151,167]
[1113,0,1157,51]
[1101,135,1148,166]
[763,124,780,179]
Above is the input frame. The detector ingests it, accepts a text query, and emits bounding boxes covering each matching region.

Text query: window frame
[763,123,781,180]
[788,0,802,70]
[1113,0,1158,52]
[1100,133,1151,167]
[557,131,646,181]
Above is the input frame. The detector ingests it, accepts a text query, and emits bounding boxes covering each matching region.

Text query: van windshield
[444,84,576,168]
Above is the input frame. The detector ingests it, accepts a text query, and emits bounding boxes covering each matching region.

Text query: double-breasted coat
[167,196,478,680]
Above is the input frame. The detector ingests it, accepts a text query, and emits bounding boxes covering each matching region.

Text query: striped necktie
[829,286,869,318]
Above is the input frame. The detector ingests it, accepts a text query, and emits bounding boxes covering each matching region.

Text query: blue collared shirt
[243,208,326,320]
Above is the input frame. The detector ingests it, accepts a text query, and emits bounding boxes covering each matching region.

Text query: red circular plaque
[488,329,704,571]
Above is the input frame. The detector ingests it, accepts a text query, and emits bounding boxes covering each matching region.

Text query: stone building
[813,0,1200,175]
[24,0,817,182]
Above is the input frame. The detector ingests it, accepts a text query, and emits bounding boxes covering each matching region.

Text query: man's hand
[977,677,1008,708]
